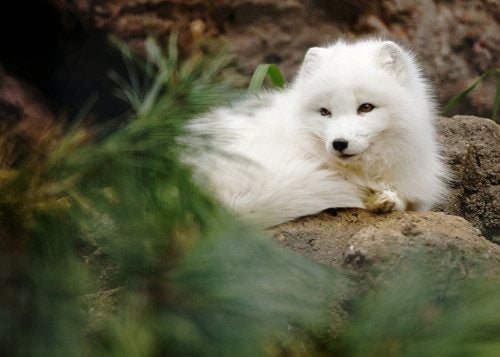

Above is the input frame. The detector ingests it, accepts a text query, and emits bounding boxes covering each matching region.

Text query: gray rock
[273,209,500,287]
[435,115,499,241]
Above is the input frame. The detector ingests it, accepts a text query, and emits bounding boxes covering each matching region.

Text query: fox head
[289,39,435,169]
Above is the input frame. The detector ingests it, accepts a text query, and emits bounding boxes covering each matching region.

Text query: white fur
[185,38,448,227]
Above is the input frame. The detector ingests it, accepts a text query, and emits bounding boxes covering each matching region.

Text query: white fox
[186,38,448,227]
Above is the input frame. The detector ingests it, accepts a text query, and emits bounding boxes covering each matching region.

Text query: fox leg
[360,187,406,213]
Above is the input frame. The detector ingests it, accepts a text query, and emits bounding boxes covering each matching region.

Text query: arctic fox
[187,38,448,227]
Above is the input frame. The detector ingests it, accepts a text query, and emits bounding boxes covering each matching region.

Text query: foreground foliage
[0,37,499,356]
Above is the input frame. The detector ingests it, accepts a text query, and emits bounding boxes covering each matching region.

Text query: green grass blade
[73,94,98,124]
[492,69,500,123]
[145,37,163,67]
[266,63,285,88]
[167,32,179,69]
[108,70,141,111]
[248,64,285,92]
[139,72,168,117]
[441,70,492,115]
[248,64,270,92]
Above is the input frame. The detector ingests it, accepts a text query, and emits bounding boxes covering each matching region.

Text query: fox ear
[298,47,325,78]
[376,41,406,76]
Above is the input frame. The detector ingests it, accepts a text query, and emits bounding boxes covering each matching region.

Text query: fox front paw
[361,188,405,213]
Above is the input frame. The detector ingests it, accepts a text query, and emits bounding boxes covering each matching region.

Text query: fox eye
[358,103,375,113]
[320,107,332,117]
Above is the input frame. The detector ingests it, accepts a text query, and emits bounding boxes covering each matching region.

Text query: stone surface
[0,65,55,140]
[273,209,500,287]
[53,0,499,118]
[435,115,499,241]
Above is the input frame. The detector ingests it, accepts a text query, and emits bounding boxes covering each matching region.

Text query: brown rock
[272,209,500,287]
[52,0,498,117]
[435,115,500,241]
[0,65,55,139]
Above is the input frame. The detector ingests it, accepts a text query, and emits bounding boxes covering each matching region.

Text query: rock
[53,0,499,117]
[435,115,499,241]
[3,1,497,119]
[0,65,55,139]
[272,209,500,288]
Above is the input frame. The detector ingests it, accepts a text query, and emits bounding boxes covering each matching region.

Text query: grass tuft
[248,63,286,92]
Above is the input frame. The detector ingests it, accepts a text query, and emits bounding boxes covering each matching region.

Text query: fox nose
[332,138,349,152]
